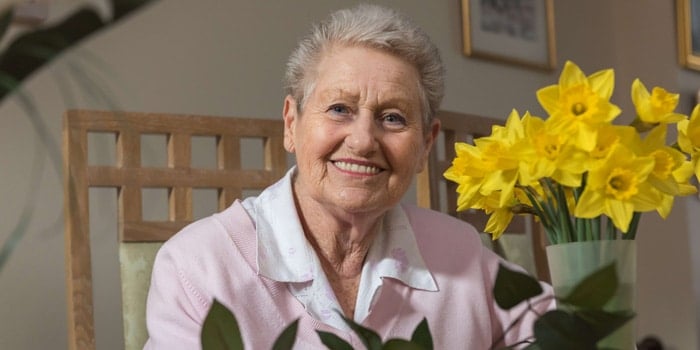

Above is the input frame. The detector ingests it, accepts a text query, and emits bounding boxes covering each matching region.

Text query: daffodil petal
[589,68,615,99]
[537,85,561,115]
[574,189,604,218]
[605,200,633,233]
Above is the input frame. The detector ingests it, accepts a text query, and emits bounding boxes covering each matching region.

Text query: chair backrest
[416,110,550,282]
[63,110,287,350]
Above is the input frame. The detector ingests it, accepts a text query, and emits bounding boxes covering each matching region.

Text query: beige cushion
[119,242,162,350]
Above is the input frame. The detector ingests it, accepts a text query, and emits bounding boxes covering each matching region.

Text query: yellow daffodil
[641,125,696,194]
[586,124,640,170]
[574,144,660,232]
[639,125,697,217]
[631,79,686,127]
[444,61,699,243]
[514,113,587,187]
[443,143,488,210]
[444,135,516,211]
[481,110,528,207]
[484,208,514,240]
[471,191,516,239]
[536,61,621,152]
[678,105,700,181]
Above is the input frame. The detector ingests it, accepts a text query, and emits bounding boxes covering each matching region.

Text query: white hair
[284,4,445,125]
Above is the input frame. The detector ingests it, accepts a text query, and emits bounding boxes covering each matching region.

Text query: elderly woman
[145,4,551,349]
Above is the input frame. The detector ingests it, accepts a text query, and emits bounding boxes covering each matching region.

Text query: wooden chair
[63,110,287,350]
[416,110,550,282]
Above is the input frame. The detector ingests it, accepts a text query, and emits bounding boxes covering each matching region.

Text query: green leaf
[272,319,299,350]
[410,318,433,350]
[560,263,618,309]
[0,0,157,103]
[339,313,383,350]
[382,339,425,350]
[494,263,544,310]
[201,299,244,350]
[317,331,354,350]
[0,8,104,101]
[111,0,155,20]
[0,7,13,41]
[532,310,596,350]
[575,309,635,342]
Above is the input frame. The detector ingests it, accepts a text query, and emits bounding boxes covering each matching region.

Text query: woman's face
[283,45,439,216]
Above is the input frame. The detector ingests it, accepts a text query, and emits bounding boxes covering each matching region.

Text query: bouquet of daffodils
[444,61,699,244]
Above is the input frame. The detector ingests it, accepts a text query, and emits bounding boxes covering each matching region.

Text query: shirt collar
[362,205,438,292]
[245,166,437,292]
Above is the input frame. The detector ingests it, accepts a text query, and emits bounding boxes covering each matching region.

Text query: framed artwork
[461,0,556,70]
[677,0,700,71]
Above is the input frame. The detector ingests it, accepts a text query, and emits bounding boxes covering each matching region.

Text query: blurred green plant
[0,0,156,273]
[317,315,432,350]
[200,263,633,350]
[201,299,433,350]
[492,263,634,350]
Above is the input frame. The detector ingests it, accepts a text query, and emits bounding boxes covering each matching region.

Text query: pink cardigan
[144,201,552,349]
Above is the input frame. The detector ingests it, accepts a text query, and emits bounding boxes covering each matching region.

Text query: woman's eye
[328,104,350,115]
[382,113,407,127]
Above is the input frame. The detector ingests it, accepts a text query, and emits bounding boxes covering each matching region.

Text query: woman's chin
[329,191,396,214]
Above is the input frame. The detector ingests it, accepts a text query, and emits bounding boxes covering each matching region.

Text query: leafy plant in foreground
[201,299,433,350]
[491,263,634,350]
[200,263,632,349]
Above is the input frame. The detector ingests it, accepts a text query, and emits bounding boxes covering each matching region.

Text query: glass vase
[546,240,636,350]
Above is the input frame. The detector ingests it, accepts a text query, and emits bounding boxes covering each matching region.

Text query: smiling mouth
[333,161,383,175]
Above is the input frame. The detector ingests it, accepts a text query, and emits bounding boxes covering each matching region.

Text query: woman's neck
[292,190,384,275]
[295,198,384,318]
[291,182,389,318]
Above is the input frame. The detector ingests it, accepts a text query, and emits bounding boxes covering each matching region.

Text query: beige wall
[0,0,698,349]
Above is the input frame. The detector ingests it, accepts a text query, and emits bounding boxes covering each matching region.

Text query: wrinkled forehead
[304,45,426,111]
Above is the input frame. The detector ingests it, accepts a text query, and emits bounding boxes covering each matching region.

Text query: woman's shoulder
[399,204,505,288]
[401,204,480,238]
[157,201,255,263]
[400,204,487,257]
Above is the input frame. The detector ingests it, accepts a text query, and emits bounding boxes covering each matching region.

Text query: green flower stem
[543,204,564,244]
[538,180,559,222]
[573,181,585,242]
[624,212,641,240]
[549,180,575,243]
[606,216,617,240]
[538,179,560,242]
[575,217,585,242]
[592,216,601,241]
[576,218,591,242]
[524,186,559,244]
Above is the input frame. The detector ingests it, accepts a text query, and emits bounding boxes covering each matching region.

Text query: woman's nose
[345,113,378,155]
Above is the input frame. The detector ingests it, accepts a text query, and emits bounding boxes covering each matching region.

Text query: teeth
[334,161,381,174]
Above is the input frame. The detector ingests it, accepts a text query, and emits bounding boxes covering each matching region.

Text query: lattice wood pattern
[63,110,287,350]
[416,110,550,282]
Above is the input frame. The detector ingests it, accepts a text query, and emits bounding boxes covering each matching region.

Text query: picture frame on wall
[461,0,556,70]
[677,0,700,71]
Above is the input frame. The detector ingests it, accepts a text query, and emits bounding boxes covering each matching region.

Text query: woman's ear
[417,117,441,173]
[282,95,298,153]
